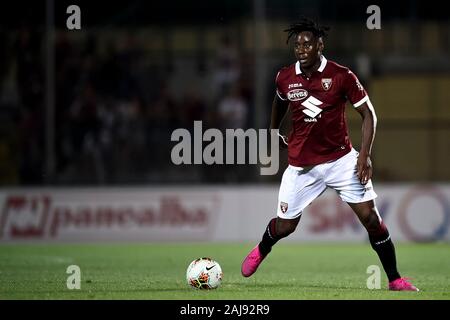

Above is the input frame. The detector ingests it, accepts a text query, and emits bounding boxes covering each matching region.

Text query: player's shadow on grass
[234,281,365,291]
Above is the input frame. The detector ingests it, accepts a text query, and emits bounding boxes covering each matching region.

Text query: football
[186,257,223,289]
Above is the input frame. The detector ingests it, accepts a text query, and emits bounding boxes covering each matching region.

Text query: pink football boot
[241,245,267,277]
[389,277,419,291]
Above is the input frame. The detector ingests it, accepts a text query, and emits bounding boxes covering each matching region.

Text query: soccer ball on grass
[186,257,223,289]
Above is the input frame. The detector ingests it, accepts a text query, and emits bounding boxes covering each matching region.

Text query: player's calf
[242,217,299,277]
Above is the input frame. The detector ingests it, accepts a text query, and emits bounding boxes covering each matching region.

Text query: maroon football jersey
[275,56,369,167]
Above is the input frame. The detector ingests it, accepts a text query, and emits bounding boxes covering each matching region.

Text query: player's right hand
[278,133,288,149]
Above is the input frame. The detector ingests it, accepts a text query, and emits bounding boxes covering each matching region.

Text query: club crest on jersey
[321,78,332,91]
[280,202,288,213]
[287,89,308,101]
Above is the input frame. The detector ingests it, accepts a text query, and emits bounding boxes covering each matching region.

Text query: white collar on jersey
[295,55,327,75]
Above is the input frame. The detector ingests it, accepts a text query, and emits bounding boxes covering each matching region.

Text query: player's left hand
[356,153,373,185]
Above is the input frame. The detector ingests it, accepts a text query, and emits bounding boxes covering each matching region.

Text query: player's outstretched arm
[270,94,289,148]
[354,102,377,184]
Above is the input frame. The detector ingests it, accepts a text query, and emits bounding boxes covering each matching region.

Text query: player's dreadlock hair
[284,17,330,44]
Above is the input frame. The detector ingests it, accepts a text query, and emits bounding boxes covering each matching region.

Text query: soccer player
[241,18,418,291]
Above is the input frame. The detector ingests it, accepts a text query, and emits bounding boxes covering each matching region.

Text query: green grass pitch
[0,243,449,299]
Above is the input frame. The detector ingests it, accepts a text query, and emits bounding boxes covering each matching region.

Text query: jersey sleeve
[342,69,369,108]
[275,71,287,101]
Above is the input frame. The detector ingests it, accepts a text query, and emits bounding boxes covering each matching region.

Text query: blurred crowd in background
[1,28,255,185]
[0,0,449,186]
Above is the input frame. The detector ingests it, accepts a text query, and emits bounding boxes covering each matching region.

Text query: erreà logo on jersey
[287,89,308,101]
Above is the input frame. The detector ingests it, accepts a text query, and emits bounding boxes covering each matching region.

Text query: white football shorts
[277,148,378,219]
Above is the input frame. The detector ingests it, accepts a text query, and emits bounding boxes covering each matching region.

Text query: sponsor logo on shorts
[280,202,288,213]
[287,89,308,101]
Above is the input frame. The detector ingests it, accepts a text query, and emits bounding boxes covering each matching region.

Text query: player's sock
[368,221,401,282]
[258,218,282,256]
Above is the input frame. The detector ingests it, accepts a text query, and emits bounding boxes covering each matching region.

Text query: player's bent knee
[363,210,382,231]
[276,216,301,237]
